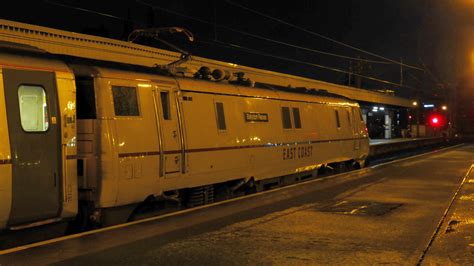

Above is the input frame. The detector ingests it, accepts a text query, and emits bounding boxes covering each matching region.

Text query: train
[0,28,369,233]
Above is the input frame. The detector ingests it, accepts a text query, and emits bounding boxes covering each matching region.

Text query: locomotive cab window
[112,86,140,116]
[335,110,341,128]
[281,107,292,129]
[160,91,171,120]
[215,102,227,130]
[18,85,49,132]
[293,107,302,129]
[358,109,364,121]
[346,110,352,127]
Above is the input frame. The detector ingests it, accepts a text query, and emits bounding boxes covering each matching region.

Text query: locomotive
[0,21,369,232]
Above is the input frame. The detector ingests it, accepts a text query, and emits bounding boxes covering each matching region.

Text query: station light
[412,101,418,106]
[371,106,385,112]
[442,105,447,111]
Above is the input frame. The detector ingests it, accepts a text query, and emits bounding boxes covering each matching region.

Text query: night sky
[1,0,473,100]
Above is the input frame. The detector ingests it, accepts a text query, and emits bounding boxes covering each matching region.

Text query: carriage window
[346,110,352,127]
[112,86,140,116]
[160,91,171,120]
[358,109,364,121]
[18,85,49,132]
[215,102,226,130]
[281,107,292,129]
[293,107,301,128]
[76,77,96,119]
[335,110,341,128]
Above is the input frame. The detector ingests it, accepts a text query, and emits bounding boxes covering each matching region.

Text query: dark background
[1,0,473,130]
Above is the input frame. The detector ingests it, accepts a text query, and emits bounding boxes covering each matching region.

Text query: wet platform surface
[424,162,474,264]
[368,137,446,159]
[1,144,473,265]
[369,137,430,145]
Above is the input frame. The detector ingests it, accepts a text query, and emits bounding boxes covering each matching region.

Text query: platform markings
[416,163,474,265]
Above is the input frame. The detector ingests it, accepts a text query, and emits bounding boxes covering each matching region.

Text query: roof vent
[229,72,254,87]
[194,66,212,80]
[211,68,231,81]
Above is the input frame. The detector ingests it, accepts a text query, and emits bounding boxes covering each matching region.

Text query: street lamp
[441,105,447,111]
[411,101,420,138]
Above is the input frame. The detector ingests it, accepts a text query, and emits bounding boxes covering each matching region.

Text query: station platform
[368,137,447,159]
[423,162,474,264]
[369,137,428,146]
[1,144,472,264]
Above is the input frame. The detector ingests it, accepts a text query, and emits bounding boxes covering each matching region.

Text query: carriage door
[3,69,61,225]
[351,108,361,150]
[153,87,183,176]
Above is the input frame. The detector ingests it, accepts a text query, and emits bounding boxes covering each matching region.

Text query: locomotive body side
[0,50,77,230]
[74,67,179,215]
[0,67,12,230]
[56,69,78,220]
[0,18,377,233]
[178,79,369,186]
[94,73,168,208]
[0,53,369,230]
[73,66,369,226]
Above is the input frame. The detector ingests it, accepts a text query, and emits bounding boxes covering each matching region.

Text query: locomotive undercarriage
[70,159,363,232]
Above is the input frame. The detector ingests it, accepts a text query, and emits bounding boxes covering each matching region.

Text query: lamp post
[412,101,419,138]
[441,104,451,138]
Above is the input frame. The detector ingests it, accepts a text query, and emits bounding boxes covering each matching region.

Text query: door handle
[174,156,179,164]
[172,130,178,138]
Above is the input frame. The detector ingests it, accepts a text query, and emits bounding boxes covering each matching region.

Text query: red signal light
[428,114,444,127]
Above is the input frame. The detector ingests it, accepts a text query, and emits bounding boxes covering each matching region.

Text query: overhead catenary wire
[202,39,417,90]
[418,57,451,100]
[44,0,146,27]
[225,0,424,71]
[418,57,445,86]
[135,0,393,65]
[43,0,417,90]
[407,73,422,84]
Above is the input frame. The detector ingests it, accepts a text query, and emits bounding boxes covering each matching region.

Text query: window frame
[215,101,227,131]
[160,90,171,120]
[17,84,50,133]
[335,109,341,128]
[111,85,141,117]
[346,109,352,127]
[281,106,292,129]
[292,107,302,129]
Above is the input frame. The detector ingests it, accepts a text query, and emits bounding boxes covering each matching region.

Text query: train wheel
[352,160,363,169]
